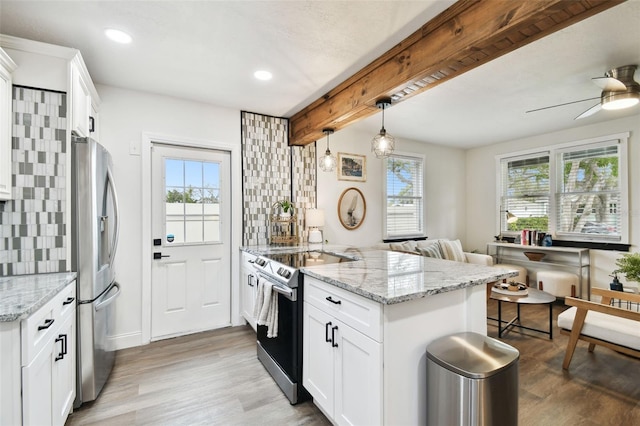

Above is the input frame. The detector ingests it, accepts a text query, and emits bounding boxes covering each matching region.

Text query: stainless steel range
[252,251,354,404]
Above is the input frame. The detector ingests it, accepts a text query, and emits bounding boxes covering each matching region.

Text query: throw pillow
[417,244,443,259]
[438,239,467,262]
[389,241,417,253]
[415,240,438,250]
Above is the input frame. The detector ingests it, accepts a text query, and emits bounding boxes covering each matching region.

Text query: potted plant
[613,252,640,285]
[277,200,295,218]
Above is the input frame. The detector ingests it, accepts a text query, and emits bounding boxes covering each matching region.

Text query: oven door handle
[272,283,296,301]
[255,271,297,301]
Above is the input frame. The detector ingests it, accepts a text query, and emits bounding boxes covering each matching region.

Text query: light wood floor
[67,300,640,425]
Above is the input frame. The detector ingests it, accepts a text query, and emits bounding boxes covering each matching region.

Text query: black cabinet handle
[55,335,65,361]
[326,296,341,305]
[38,318,55,330]
[331,325,339,347]
[248,274,255,287]
[325,322,332,343]
[63,297,75,306]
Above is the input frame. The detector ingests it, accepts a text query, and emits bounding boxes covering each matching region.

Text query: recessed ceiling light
[104,28,132,44]
[254,70,273,81]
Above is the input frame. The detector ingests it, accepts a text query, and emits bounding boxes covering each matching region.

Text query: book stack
[520,229,546,246]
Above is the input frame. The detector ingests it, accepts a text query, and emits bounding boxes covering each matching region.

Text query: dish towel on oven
[254,278,279,338]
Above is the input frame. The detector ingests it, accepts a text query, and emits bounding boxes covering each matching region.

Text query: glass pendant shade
[371,128,395,158]
[371,98,395,159]
[319,128,336,172]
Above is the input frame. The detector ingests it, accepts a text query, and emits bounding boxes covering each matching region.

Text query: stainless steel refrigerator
[71,135,121,407]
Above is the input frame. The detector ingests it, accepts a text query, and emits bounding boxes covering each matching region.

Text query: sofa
[375,239,527,284]
[374,239,493,266]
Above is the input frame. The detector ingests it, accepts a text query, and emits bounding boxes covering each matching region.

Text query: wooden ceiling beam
[289,0,626,146]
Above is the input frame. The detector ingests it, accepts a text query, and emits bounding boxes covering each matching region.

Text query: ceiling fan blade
[526,97,600,114]
[575,103,601,120]
[592,76,626,91]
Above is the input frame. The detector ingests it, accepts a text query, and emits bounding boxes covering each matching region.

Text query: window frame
[496,132,629,244]
[383,151,426,240]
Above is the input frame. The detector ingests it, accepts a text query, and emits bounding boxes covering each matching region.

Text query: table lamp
[306,209,325,244]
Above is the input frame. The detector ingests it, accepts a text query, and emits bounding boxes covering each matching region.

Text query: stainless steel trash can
[426,332,519,426]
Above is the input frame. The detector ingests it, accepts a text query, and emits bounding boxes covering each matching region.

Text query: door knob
[153,252,170,260]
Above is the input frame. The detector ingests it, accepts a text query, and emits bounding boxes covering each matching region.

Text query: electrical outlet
[129,140,141,156]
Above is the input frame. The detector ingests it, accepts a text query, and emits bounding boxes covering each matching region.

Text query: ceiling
[1,1,639,149]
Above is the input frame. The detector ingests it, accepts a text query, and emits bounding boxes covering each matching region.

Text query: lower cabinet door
[22,342,54,426]
[334,320,383,426]
[240,267,257,331]
[303,302,335,416]
[52,314,75,426]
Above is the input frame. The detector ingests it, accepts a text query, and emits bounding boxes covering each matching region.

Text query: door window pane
[164,158,221,244]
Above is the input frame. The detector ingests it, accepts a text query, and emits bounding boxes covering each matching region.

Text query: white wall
[95,84,241,349]
[466,114,640,289]
[316,126,467,246]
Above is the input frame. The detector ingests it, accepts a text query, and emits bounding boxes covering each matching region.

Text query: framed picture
[337,152,366,182]
[338,187,366,230]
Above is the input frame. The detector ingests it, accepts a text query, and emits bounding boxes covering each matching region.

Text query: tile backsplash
[241,111,317,246]
[0,86,67,276]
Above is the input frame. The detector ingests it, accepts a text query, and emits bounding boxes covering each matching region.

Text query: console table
[487,242,590,299]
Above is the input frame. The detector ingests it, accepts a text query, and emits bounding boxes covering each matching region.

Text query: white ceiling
[1,1,639,149]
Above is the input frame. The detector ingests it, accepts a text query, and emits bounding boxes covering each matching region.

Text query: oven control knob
[255,258,266,267]
[278,268,291,279]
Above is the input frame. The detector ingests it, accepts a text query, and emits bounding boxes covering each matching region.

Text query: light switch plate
[129,140,141,156]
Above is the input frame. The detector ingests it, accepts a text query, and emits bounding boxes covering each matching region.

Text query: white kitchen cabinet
[240,251,258,331]
[303,272,490,425]
[0,47,17,201]
[20,282,76,426]
[303,277,382,425]
[71,59,91,137]
[0,36,100,139]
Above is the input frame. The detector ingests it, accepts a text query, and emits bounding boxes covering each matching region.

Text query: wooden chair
[558,287,640,370]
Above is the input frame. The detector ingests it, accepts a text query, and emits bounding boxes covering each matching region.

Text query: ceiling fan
[526,64,640,120]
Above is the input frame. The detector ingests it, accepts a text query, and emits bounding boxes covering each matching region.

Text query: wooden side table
[489,287,556,339]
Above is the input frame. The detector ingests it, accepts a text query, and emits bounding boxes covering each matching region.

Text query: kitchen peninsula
[241,245,516,425]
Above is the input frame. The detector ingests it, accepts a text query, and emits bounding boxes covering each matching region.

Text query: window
[498,133,628,243]
[556,143,621,238]
[500,154,550,232]
[165,158,221,244]
[384,153,424,238]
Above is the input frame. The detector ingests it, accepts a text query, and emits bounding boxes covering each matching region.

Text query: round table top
[490,287,556,304]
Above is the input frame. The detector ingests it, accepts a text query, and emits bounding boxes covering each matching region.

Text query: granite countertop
[241,245,516,305]
[0,272,77,322]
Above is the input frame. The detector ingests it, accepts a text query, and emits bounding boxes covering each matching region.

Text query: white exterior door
[151,144,231,340]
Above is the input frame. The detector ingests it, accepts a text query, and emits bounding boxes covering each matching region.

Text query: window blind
[500,154,550,232]
[385,154,424,237]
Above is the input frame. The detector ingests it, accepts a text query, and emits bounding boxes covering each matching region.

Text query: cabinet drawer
[242,251,256,269]
[21,283,76,366]
[304,276,382,342]
[58,283,77,322]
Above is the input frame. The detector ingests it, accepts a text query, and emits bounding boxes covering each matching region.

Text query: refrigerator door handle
[104,165,120,271]
[95,281,121,312]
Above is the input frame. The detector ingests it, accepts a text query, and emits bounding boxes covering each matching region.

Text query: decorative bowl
[523,251,545,261]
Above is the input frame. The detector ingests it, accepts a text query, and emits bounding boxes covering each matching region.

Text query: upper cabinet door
[71,63,91,138]
[0,47,17,201]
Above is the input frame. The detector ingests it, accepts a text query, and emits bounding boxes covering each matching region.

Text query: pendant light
[319,128,337,172]
[371,98,395,158]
